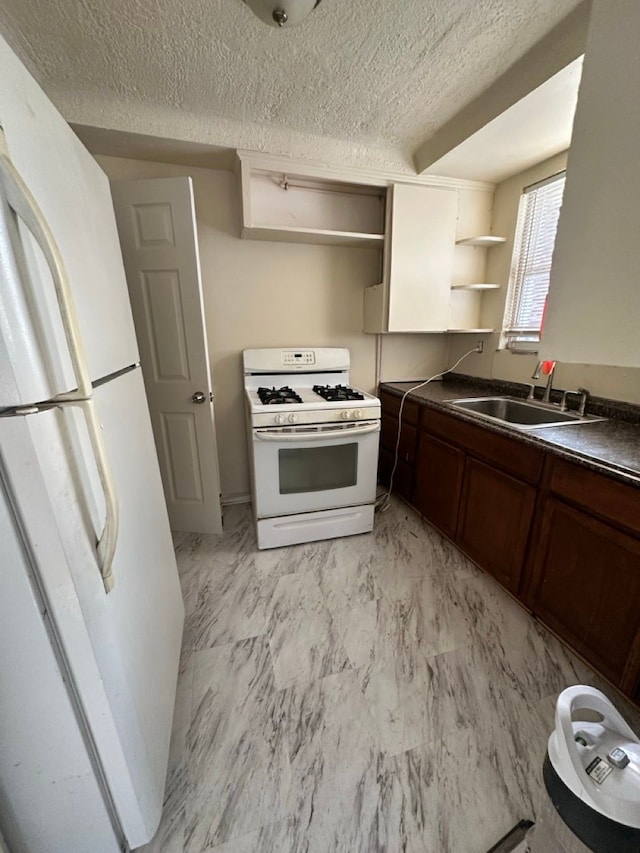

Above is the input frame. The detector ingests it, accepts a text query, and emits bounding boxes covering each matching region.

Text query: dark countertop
[380,375,640,487]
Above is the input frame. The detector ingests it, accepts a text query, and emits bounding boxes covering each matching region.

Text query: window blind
[502,172,566,350]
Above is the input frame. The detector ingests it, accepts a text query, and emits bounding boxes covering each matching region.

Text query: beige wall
[540,0,640,368]
[97,155,449,501]
[446,151,640,404]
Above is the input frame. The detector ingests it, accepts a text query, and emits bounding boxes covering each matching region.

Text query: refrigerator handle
[0,129,92,400]
[0,133,118,592]
[77,399,119,593]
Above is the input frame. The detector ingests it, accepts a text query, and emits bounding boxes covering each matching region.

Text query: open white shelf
[451,282,500,291]
[244,224,385,248]
[447,328,494,333]
[237,154,387,248]
[455,235,506,247]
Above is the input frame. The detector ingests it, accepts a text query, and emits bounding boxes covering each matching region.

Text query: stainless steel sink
[446,397,604,430]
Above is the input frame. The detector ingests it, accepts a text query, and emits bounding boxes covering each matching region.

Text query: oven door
[251,420,380,518]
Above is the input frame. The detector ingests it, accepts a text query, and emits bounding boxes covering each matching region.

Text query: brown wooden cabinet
[378,390,420,504]
[458,457,537,595]
[531,497,640,691]
[414,432,464,539]
[527,457,640,695]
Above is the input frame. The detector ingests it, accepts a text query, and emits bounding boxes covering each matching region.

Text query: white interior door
[110,177,222,534]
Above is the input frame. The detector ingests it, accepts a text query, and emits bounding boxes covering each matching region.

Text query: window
[502,172,566,351]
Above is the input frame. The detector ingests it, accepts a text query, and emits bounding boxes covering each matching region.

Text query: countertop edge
[379,381,640,489]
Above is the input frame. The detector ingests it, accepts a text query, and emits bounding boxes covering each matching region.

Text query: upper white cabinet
[237,151,386,248]
[237,151,497,335]
[541,0,640,367]
[364,183,458,332]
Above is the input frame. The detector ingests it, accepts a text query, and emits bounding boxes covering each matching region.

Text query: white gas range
[243,347,381,549]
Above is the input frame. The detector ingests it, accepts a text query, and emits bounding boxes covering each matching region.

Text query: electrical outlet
[476,340,484,354]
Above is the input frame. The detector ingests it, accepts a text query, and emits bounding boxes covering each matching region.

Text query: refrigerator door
[0,36,139,407]
[0,473,122,853]
[0,366,184,848]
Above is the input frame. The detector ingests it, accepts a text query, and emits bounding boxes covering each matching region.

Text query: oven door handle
[255,422,380,442]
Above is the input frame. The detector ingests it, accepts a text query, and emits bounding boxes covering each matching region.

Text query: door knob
[192,391,206,404]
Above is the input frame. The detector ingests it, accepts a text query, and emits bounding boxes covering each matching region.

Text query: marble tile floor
[139,499,640,853]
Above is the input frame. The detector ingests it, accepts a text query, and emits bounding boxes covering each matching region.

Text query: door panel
[161,411,205,502]
[111,177,222,533]
[141,270,191,381]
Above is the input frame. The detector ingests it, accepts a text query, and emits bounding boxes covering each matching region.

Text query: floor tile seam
[266,574,351,637]
[447,570,562,664]
[188,633,274,667]
[186,627,273,655]
[372,599,478,665]
[269,652,356,694]
[179,654,197,722]
[196,813,296,853]
[351,671,406,756]
[181,724,298,851]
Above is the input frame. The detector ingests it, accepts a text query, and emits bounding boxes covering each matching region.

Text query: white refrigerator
[0,35,184,853]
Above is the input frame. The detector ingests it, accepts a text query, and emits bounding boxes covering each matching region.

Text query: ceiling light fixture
[243,0,323,28]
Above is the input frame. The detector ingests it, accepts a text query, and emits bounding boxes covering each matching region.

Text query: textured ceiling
[0,0,583,171]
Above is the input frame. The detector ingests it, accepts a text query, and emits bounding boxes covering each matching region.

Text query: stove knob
[341,410,351,420]
[288,413,299,424]
[352,409,363,420]
[275,414,285,425]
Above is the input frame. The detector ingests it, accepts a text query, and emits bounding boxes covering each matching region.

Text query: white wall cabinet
[237,151,386,248]
[541,0,640,367]
[364,183,458,332]
[237,151,496,336]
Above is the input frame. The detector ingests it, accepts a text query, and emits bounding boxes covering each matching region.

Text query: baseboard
[221,494,251,506]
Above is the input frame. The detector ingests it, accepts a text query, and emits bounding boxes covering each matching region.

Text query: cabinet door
[414,432,465,540]
[532,498,640,690]
[458,457,536,594]
[386,183,458,332]
[378,445,414,504]
[380,415,417,465]
[378,412,417,504]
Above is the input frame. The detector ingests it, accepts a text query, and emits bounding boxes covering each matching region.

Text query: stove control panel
[282,351,315,366]
[273,413,301,425]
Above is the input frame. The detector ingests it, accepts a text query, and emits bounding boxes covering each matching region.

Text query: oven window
[278,443,358,494]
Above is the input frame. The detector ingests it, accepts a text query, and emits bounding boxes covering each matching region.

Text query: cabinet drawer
[422,407,544,484]
[379,389,420,425]
[549,458,640,537]
[380,415,417,462]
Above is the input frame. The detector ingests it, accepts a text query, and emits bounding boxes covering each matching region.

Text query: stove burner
[313,384,365,402]
[257,386,303,405]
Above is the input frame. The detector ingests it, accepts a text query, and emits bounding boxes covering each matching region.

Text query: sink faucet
[560,387,590,416]
[532,360,557,404]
